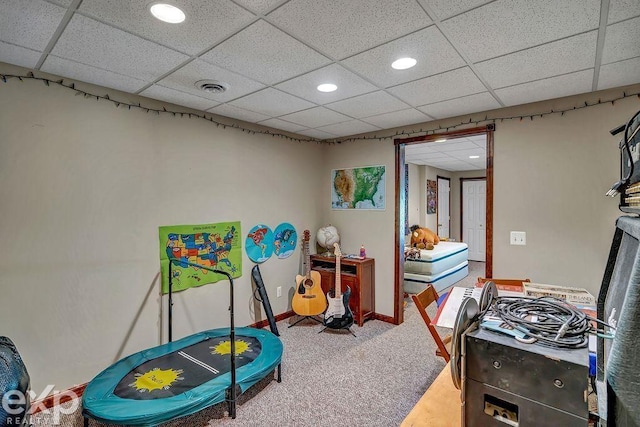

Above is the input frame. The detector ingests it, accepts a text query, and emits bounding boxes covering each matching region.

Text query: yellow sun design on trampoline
[130,368,184,392]
[211,339,251,355]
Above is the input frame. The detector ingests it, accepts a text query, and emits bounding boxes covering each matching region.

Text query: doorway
[393,125,495,325]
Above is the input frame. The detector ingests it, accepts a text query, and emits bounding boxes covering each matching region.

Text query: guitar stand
[288,315,323,328]
[318,326,357,337]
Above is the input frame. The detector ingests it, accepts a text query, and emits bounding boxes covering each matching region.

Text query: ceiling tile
[296,128,338,140]
[233,0,283,14]
[267,0,431,59]
[597,56,640,90]
[0,0,66,51]
[258,118,309,133]
[279,106,351,128]
[388,67,486,106]
[200,20,330,85]
[208,104,271,123]
[602,17,640,64]
[229,88,315,116]
[157,59,265,103]
[495,69,594,106]
[342,26,466,88]
[405,145,434,155]
[475,31,597,89]
[140,85,219,111]
[431,141,478,151]
[361,108,431,129]
[325,91,410,118]
[607,0,640,24]
[412,152,452,160]
[442,0,600,63]
[447,149,485,159]
[427,0,493,20]
[275,64,377,105]
[78,0,255,56]
[41,55,148,92]
[0,42,42,69]
[316,120,381,138]
[417,92,500,119]
[51,15,189,83]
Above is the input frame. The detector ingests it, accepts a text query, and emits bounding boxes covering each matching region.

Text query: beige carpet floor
[31,262,484,427]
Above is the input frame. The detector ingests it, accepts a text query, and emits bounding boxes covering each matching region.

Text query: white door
[463,180,486,262]
[437,177,450,238]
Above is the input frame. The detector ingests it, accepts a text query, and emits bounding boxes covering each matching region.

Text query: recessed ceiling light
[469,155,480,159]
[391,57,417,70]
[150,3,185,23]
[435,138,447,143]
[317,83,337,92]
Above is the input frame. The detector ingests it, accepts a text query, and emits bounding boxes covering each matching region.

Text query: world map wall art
[331,165,385,210]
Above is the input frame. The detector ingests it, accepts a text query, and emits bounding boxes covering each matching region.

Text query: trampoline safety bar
[167,258,238,419]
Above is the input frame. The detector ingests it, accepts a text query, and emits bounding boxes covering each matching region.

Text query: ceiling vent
[195,80,229,94]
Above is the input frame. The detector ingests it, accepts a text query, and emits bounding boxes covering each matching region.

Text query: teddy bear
[409,224,440,250]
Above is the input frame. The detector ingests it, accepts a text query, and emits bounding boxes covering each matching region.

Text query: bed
[404,241,469,294]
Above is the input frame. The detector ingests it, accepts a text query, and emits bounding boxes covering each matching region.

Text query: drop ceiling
[405,134,487,171]
[1,0,639,140]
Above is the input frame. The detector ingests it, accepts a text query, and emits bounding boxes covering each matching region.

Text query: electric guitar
[291,230,327,316]
[323,243,354,329]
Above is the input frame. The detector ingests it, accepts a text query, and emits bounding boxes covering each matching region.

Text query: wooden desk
[401,363,461,427]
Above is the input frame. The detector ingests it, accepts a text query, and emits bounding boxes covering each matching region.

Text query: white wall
[407,163,422,231]
[322,140,396,316]
[0,63,325,392]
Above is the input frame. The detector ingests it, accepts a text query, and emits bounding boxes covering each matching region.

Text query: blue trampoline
[82,262,283,426]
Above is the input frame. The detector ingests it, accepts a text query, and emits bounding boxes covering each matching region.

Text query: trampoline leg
[277,363,282,383]
[226,387,237,419]
[83,417,89,427]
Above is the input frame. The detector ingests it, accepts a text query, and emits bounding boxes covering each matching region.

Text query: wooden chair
[412,285,451,363]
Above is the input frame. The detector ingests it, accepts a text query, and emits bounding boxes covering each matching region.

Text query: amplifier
[462,327,589,426]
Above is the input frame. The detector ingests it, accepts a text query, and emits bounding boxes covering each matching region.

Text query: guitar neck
[334,256,341,298]
[304,239,311,278]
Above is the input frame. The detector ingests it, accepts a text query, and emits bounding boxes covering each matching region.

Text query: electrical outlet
[276,286,282,298]
[510,231,526,245]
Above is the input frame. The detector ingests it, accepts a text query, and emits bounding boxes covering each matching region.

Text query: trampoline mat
[114,336,261,400]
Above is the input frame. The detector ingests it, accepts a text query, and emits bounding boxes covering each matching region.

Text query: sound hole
[303,278,314,288]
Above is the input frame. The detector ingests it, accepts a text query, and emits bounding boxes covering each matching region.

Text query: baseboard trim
[373,313,397,325]
[30,383,87,413]
[249,310,296,329]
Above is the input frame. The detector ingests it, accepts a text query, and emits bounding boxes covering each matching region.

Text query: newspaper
[523,282,596,306]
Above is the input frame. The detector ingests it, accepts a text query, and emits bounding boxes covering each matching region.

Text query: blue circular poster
[245,224,274,263]
[273,223,297,259]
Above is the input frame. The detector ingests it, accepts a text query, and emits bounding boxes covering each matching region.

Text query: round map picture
[273,223,297,259]
[245,224,274,263]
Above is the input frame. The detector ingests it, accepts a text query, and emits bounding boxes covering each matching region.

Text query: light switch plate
[510,231,526,245]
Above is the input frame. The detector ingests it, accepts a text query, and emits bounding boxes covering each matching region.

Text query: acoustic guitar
[291,230,327,316]
[323,243,354,330]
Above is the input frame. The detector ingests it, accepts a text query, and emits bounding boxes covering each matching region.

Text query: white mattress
[403,260,469,294]
[404,241,468,276]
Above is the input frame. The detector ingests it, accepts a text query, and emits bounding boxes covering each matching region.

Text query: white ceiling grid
[0,0,638,143]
